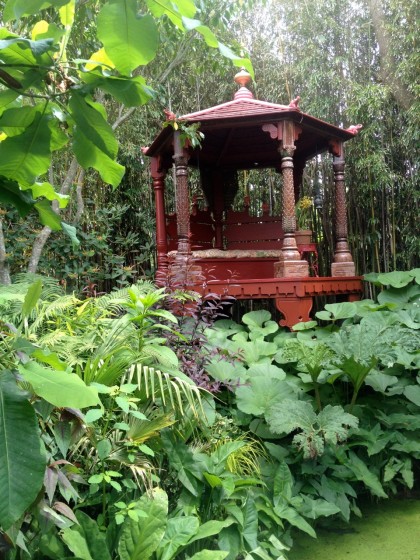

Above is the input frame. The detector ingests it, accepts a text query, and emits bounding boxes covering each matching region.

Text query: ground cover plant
[0,269,418,559]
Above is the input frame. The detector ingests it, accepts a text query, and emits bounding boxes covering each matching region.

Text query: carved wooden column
[170,130,202,286]
[274,121,309,278]
[150,156,168,280]
[173,130,191,257]
[331,154,356,276]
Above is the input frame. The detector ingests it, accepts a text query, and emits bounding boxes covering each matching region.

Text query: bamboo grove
[0,0,418,291]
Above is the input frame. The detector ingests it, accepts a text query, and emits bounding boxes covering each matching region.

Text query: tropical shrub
[201,269,420,547]
[0,277,215,558]
[1,270,418,558]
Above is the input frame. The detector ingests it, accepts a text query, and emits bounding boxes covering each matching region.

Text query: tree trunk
[367,0,414,111]
[0,216,11,284]
[27,157,80,274]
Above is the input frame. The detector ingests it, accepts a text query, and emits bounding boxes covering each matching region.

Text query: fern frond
[94,280,156,314]
[30,295,80,333]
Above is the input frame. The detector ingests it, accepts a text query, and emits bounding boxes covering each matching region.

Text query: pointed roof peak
[234,67,253,100]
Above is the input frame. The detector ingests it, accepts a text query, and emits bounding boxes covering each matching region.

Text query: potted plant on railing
[295,196,313,244]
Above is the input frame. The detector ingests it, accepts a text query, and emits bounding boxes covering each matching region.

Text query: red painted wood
[225,223,283,242]
[178,275,364,328]
[148,74,361,328]
[166,210,215,251]
[196,257,278,280]
[226,241,283,249]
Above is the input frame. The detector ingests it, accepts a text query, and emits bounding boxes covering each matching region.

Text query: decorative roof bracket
[262,121,302,148]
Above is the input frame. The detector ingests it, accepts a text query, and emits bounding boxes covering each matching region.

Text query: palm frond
[125,365,206,419]
[81,353,134,386]
[126,410,176,444]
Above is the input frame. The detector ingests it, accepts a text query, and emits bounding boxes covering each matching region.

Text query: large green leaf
[273,503,316,538]
[403,385,420,406]
[18,361,100,408]
[81,72,154,107]
[182,18,218,47]
[3,0,70,21]
[189,552,228,560]
[0,112,52,184]
[34,199,62,230]
[347,451,387,498]
[61,510,111,560]
[0,106,37,136]
[145,0,193,29]
[69,94,116,159]
[273,462,293,505]
[0,371,46,530]
[218,525,242,560]
[217,43,254,76]
[242,496,258,550]
[22,278,42,318]
[0,88,20,111]
[69,93,124,187]
[118,488,168,560]
[188,518,234,545]
[0,179,34,216]
[242,309,272,328]
[32,20,65,43]
[61,221,80,247]
[316,301,359,321]
[157,516,199,560]
[372,270,415,288]
[235,377,296,416]
[161,433,208,496]
[24,182,69,208]
[0,29,53,61]
[97,1,158,75]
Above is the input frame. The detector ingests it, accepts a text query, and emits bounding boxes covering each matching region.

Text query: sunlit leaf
[3,0,70,21]
[98,1,158,75]
[18,361,100,408]
[69,93,124,187]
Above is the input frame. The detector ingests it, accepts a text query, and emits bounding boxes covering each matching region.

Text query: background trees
[0,0,418,289]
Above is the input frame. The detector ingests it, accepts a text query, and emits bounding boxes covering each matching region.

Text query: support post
[331,154,356,276]
[274,121,309,278]
[173,130,191,256]
[151,157,168,280]
[213,170,224,249]
[170,130,202,286]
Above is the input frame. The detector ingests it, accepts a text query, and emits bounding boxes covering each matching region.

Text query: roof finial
[234,67,253,100]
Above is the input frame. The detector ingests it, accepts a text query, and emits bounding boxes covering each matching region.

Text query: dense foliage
[0,0,252,285]
[0,0,418,557]
[0,270,418,558]
[1,0,418,288]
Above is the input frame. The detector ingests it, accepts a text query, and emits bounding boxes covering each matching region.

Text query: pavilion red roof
[145,69,360,168]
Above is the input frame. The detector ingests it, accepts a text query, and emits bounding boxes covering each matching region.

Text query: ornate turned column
[150,156,168,279]
[274,122,309,278]
[331,154,356,276]
[173,130,191,257]
[170,129,203,287]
